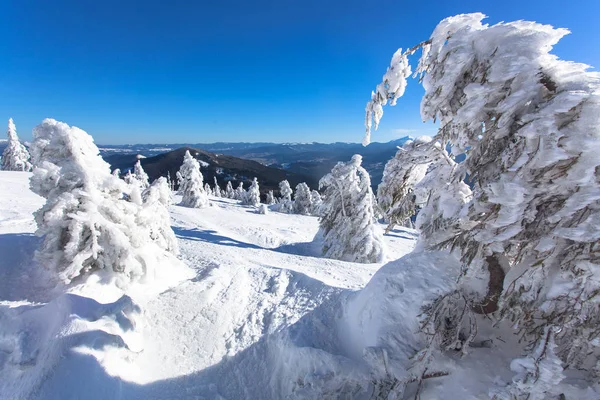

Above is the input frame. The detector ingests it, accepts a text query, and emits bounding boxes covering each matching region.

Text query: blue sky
[1,0,598,144]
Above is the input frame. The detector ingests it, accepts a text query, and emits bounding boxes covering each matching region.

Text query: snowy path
[0,173,417,399]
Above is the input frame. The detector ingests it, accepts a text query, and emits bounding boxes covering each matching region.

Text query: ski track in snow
[0,172,416,399]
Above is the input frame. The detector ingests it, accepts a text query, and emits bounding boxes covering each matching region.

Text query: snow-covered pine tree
[166,171,175,191]
[29,118,166,283]
[225,181,235,199]
[235,182,244,200]
[124,170,135,185]
[175,171,184,194]
[2,118,32,171]
[242,177,261,206]
[266,190,276,205]
[293,182,312,215]
[133,159,149,189]
[277,180,294,213]
[310,190,323,216]
[318,155,385,263]
[364,13,600,394]
[178,150,209,208]
[204,182,212,196]
[112,168,121,178]
[138,177,178,255]
[213,176,221,197]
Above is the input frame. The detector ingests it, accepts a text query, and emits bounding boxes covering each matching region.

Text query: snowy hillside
[0,172,418,399]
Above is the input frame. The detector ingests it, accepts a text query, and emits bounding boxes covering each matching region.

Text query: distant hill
[105,147,319,195]
[98,138,412,189]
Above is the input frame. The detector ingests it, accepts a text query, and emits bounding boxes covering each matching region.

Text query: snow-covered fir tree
[225,181,235,199]
[277,180,294,213]
[234,182,244,200]
[204,182,212,196]
[138,177,178,255]
[242,177,261,206]
[124,170,135,185]
[112,168,120,178]
[178,150,209,208]
[364,13,600,395]
[2,118,32,172]
[310,190,323,216]
[213,176,221,197]
[293,182,312,215]
[29,118,173,283]
[133,159,150,189]
[166,171,175,191]
[318,155,385,263]
[266,190,276,205]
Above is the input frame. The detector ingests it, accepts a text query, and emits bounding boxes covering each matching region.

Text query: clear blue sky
[1,0,598,144]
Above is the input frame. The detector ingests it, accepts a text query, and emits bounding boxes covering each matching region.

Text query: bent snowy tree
[366,13,600,396]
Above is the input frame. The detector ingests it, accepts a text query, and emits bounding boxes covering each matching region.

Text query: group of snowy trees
[2,118,32,171]
[364,13,600,398]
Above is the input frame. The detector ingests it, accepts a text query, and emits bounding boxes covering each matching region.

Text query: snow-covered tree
[124,170,135,185]
[318,155,385,263]
[178,150,209,208]
[2,118,32,171]
[225,181,235,199]
[235,182,244,200]
[213,176,221,197]
[266,190,276,205]
[277,180,294,213]
[310,190,323,216]
[133,159,149,189]
[112,168,121,178]
[204,182,212,196]
[293,182,312,215]
[364,13,600,394]
[29,118,169,283]
[242,177,261,206]
[166,171,175,191]
[138,177,178,255]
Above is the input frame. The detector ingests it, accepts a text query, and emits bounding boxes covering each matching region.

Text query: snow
[0,172,414,399]
[1,170,598,399]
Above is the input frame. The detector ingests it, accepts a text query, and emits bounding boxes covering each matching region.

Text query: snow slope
[0,172,417,399]
[2,172,598,399]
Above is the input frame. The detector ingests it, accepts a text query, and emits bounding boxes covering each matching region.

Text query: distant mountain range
[105,147,320,195]
[98,138,411,189]
[0,138,411,192]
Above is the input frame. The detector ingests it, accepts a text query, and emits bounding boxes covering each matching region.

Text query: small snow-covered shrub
[2,118,32,171]
[178,150,209,208]
[318,155,385,263]
[258,204,268,214]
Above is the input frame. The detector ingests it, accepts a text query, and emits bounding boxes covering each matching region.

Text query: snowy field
[0,172,418,399]
[1,172,597,399]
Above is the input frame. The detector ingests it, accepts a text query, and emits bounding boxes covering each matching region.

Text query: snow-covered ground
[0,172,417,399]
[2,172,596,399]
